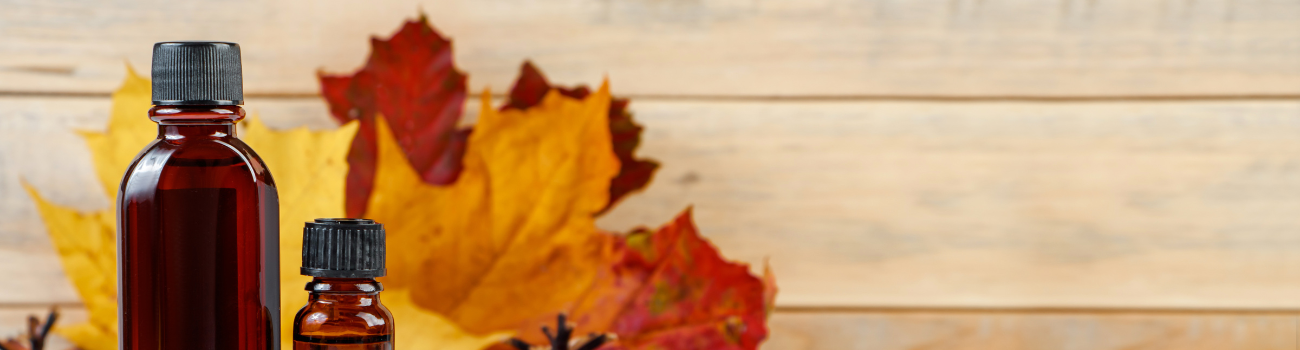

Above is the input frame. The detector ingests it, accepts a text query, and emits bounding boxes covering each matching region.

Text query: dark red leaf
[318,15,469,217]
[604,102,659,215]
[318,75,355,125]
[500,61,551,111]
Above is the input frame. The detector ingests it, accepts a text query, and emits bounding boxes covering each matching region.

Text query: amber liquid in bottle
[118,105,279,349]
[293,278,395,350]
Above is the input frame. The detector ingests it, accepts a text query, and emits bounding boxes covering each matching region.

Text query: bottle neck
[305,277,384,299]
[149,105,244,140]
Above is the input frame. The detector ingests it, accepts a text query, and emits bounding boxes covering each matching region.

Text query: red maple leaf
[506,210,772,350]
[316,16,768,349]
[319,15,470,217]
[602,211,769,349]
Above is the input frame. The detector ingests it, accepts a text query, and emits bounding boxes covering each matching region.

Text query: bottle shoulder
[225,137,276,186]
[294,296,395,336]
[119,135,277,203]
[120,136,275,181]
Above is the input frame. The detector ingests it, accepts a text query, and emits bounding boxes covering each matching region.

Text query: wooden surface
[3,0,1300,348]
[601,99,1300,309]
[8,97,1300,348]
[1,0,1298,97]
[13,97,1300,309]
[766,309,1300,349]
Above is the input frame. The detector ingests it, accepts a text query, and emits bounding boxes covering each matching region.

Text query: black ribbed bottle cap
[301,218,386,278]
[151,41,244,106]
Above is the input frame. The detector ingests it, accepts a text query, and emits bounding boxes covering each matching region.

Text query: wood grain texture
[598,99,1300,309]
[765,310,1300,350]
[9,97,1300,311]
[1,0,1298,97]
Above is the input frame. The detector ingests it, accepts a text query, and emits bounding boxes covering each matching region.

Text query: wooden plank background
[2,0,1300,348]
[3,0,1299,97]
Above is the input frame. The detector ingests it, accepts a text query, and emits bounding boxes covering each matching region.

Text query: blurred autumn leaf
[501,61,660,214]
[320,17,660,219]
[23,67,157,350]
[82,67,156,202]
[319,14,470,218]
[370,86,773,349]
[367,85,620,334]
[562,211,772,350]
[338,20,769,348]
[237,112,364,348]
[22,187,115,350]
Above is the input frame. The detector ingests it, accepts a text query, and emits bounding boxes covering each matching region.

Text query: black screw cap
[151,41,243,105]
[301,218,386,278]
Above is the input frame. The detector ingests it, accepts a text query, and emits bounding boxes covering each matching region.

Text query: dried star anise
[0,307,59,350]
[508,314,612,350]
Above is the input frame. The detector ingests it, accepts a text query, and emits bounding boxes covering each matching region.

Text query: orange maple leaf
[500,61,660,215]
[367,83,619,333]
[324,14,774,349]
[369,83,775,348]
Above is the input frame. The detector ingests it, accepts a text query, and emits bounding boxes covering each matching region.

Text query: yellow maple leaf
[24,68,168,350]
[366,82,619,335]
[82,66,157,201]
[30,68,500,350]
[22,66,157,350]
[384,290,510,350]
[241,113,502,350]
[23,186,117,350]
[238,115,356,349]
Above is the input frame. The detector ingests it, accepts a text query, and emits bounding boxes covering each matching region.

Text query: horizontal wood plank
[766,309,1300,350]
[8,97,1300,311]
[601,99,1300,309]
[1,0,1298,97]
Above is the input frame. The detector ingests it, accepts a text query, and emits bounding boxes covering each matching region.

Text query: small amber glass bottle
[293,219,394,350]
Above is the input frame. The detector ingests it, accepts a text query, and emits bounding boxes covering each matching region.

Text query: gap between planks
[776,305,1300,316]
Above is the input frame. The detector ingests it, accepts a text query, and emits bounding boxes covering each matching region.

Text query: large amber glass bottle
[118,41,279,349]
